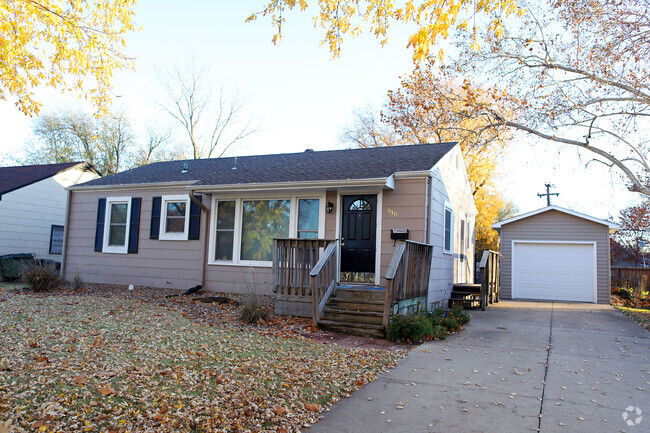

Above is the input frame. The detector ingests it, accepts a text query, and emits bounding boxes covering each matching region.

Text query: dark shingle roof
[0,162,87,196]
[78,143,457,188]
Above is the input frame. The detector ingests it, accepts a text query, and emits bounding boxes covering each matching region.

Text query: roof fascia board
[492,205,619,229]
[189,177,394,193]
[68,181,197,191]
[393,170,431,179]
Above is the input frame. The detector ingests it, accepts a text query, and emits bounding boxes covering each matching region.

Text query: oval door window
[348,199,372,211]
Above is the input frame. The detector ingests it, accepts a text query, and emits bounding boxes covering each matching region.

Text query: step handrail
[309,241,338,326]
[383,240,433,326]
[383,242,406,326]
[478,249,500,310]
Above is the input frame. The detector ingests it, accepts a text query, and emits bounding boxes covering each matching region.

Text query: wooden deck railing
[272,239,332,296]
[383,240,433,326]
[479,250,500,310]
[310,242,338,326]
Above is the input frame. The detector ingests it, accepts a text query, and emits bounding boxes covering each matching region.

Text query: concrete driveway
[309,301,649,433]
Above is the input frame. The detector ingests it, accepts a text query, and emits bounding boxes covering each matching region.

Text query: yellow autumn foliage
[383,61,516,253]
[0,0,138,116]
[250,0,520,61]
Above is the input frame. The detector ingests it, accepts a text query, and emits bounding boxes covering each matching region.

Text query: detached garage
[493,206,618,304]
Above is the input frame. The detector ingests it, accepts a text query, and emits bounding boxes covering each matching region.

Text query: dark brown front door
[340,195,377,281]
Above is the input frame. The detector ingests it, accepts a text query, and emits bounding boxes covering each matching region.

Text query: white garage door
[513,242,595,302]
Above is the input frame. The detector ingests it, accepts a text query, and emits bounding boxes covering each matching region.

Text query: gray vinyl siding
[499,210,611,304]
[64,188,206,291]
[427,146,477,308]
[380,177,427,286]
[0,168,98,263]
[204,265,273,294]
[66,187,339,295]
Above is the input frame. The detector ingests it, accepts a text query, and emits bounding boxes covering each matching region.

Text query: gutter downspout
[189,191,210,287]
[425,175,431,244]
[60,188,72,278]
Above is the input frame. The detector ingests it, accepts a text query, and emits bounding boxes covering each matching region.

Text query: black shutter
[188,195,202,240]
[150,196,161,239]
[128,197,141,253]
[94,198,106,252]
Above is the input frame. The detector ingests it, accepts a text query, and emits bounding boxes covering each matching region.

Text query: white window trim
[294,197,326,240]
[459,217,466,253]
[159,194,191,241]
[208,194,326,266]
[103,196,132,254]
[458,217,466,283]
[443,201,453,255]
[335,190,383,286]
[49,224,64,255]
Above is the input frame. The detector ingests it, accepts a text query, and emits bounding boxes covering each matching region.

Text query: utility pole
[537,183,559,206]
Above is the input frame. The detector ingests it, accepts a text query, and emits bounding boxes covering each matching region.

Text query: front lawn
[616,306,650,332]
[0,291,403,432]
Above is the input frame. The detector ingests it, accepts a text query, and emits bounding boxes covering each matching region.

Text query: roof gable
[492,205,619,229]
[76,142,457,189]
[0,162,92,196]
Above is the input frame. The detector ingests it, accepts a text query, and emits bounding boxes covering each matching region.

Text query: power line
[537,183,559,206]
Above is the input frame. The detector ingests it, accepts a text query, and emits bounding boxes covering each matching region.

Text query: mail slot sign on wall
[390,229,409,240]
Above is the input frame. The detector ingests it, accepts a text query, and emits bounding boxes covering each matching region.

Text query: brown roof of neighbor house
[76,142,457,188]
[0,162,96,197]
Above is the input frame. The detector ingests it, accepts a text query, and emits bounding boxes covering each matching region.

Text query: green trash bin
[0,253,35,280]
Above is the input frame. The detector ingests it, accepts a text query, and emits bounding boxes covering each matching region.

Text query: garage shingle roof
[78,142,456,188]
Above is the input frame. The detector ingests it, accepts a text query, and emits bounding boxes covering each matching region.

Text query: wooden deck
[273,239,433,337]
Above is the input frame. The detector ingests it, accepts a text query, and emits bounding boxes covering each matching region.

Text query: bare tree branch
[157,60,256,159]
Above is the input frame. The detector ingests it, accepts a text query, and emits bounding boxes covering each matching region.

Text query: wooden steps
[318,286,386,338]
[449,283,483,309]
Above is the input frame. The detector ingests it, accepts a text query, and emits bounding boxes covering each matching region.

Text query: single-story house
[492,205,618,304]
[0,162,100,275]
[62,143,476,318]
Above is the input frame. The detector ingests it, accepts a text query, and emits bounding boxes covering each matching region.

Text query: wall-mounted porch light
[326,201,334,214]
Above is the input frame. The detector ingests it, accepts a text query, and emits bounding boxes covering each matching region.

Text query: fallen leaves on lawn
[99,385,116,396]
[0,291,404,432]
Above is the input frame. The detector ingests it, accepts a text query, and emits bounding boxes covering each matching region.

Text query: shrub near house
[386,305,470,343]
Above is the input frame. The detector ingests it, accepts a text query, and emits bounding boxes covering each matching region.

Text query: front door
[340,195,377,283]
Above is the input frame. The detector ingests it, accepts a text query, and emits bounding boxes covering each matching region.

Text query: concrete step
[323,308,384,325]
[318,319,385,338]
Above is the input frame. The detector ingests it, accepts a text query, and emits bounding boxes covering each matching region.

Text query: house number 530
[387,208,398,216]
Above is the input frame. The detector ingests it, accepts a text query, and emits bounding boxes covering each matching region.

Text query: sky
[0,0,640,221]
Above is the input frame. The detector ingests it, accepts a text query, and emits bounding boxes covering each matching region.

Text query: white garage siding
[512,242,596,303]
[498,209,612,304]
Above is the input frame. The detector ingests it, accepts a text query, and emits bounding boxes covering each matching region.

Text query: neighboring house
[492,205,618,304]
[62,143,476,312]
[0,162,101,269]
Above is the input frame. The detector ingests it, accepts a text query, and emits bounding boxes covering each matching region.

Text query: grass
[616,306,650,331]
[0,291,403,432]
